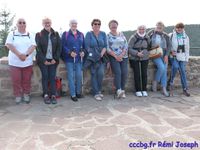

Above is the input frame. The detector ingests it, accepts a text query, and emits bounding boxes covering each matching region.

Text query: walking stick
[169,53,178,96]
[72,47,76,89]
[138,48,143,93]
[80,47,84,94]
[169,56,175,96]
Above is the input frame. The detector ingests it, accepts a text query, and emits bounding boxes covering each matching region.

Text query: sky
[0,0,199,34]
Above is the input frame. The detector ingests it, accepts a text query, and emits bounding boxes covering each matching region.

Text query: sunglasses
[93,23,101,26]
[18,21,26,25]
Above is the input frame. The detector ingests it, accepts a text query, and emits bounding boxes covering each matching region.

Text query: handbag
[87,47,101,63]
[149,46,163,59]
[93,32,109,63]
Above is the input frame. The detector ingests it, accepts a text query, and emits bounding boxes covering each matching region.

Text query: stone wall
[0,56,200,98]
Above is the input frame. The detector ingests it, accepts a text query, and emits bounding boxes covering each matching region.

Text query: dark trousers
[130,60,149,92]
[38,63,57,96]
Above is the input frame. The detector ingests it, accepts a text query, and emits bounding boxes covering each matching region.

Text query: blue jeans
[170,58,188,90]
[66,62,82,97]
[110,57,128,91]
[38,63,56,96]
[90,62,105,95]
[152,57,168,87]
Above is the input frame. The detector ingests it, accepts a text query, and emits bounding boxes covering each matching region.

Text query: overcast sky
[0,0,199,34]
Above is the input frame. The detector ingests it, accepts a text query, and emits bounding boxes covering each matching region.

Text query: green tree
[0,8,15,58]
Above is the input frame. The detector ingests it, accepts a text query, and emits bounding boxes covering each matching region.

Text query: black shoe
[51,96,57,104]
[44,95,51,104]
[71,96,78,102]
[76,94,84,98]
[183,89,190,97]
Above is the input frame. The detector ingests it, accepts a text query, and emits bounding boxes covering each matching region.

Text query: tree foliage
[0,8,15,58]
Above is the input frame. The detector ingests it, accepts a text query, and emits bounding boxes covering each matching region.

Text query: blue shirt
[85,31,107,51]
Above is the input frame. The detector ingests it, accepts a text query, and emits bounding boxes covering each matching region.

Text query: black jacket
[35,28,61,64]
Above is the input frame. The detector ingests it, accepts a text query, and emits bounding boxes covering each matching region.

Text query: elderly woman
[35,17,61,104]
[169,23,190,96]
[85,19,107,101]
[107,20,128,99]
[148,21,171,97]
[128,25,150,97]
[61,19,85,102]
[5,18,36,104]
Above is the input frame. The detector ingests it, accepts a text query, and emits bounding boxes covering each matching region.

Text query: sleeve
[29,33,37,46]
[185,35,190,62]
[61,31,71,55]
[147,30,153,48]
[84,32,90,51]
[106,34,112,53]
[35,33,46,64]
[5,32,13,45]
[147,36,151,50]
[80,32,85,49]
[55,32,61,62]
[165,34,171,56]
[121,32,128,51]
[103,32,108,50]
[128,35,138,57]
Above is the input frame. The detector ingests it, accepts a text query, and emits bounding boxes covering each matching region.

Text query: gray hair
[42,17,52,24]
[137,25,146,30]
[69,19,78,25]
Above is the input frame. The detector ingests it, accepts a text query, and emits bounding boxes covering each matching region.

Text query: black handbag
[93,32,109,63]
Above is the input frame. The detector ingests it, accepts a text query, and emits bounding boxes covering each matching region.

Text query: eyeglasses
[44,22,51,25]
[93,23,101,26]
[18,22,26,25]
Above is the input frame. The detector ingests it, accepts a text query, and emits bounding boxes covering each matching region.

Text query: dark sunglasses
[18,22,26,25]
[93,23,101,26]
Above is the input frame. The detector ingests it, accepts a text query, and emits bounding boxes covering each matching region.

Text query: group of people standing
[5,17,190,105]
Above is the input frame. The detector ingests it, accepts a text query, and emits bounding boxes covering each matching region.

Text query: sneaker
[15,97,22,104]
[51,95,57,104]
[98,93,104,98]
[136,91,143,97]
[94,94,102,101]
[23,94,30,104]
[183,89,190,97]
[116,89,123,98]
[152,81,157,92]
[162,87,170,97]
[71,96,78,102]
[44,94,51,104]
[142,91,148,97]
[121,90,126,99]
[76,94,84,98]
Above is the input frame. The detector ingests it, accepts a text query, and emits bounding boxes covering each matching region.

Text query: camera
[177,45,185,53]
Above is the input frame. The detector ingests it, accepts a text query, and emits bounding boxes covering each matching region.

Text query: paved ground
[0,88,200,150]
